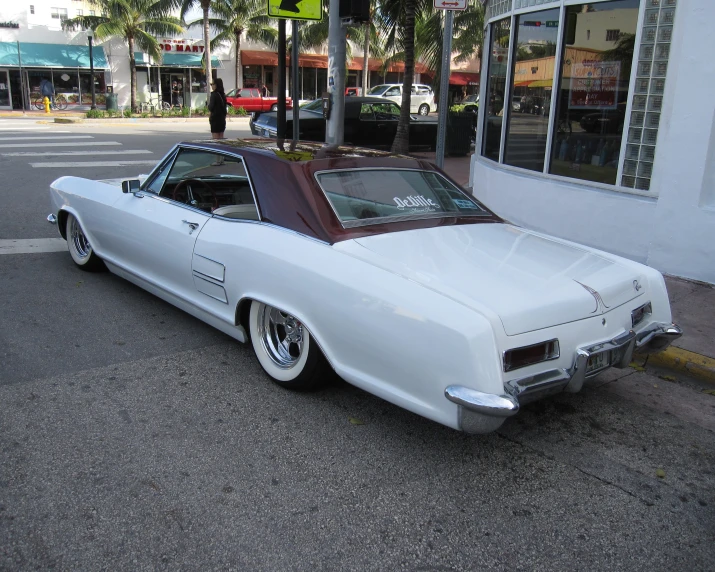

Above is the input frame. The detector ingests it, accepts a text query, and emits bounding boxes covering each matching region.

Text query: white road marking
[0,135,93,141]
[0,141,121,148]
[3,149,152,157]
[31,160,157,168]
[0,127,64,131]
[0,238,67,255]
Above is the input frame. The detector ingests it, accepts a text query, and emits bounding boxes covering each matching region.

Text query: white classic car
[47,139,681,434]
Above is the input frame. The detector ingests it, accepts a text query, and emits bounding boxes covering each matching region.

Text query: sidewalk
[427,150,715,384]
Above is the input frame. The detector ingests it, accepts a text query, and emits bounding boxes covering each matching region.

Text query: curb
[54,118,83,124]
[638,346,715,384]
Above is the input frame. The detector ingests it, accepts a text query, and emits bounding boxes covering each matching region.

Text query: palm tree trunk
[128,35,137,113]
[203,1,212,105]
[391,0,415,154]
[362,22,369,95]
[235,33,241,91]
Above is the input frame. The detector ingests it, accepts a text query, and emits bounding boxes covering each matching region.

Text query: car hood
[336,224,646,336]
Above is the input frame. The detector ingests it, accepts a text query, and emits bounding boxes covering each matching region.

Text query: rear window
[315,169,489,228]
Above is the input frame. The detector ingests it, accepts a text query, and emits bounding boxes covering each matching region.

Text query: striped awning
[0,42,108,69]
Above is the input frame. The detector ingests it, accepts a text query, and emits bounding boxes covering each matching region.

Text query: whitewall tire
[249,300,327,390]
[66,213,105,272]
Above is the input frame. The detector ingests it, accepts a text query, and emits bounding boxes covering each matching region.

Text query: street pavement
[0,117,713,571]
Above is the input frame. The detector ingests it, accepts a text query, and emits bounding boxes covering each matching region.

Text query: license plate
[586,351,610,374]
[262,129,270,137]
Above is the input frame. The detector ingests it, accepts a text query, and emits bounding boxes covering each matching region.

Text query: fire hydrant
[43,96,51,114]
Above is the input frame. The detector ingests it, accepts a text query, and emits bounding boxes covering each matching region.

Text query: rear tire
[249,300,327,390]
[418,104,430,116]
[66,213,106,272]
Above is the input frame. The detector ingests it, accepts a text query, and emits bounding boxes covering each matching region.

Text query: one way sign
[434,0,467,9]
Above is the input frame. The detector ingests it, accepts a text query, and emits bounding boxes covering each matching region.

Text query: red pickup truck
[225,88,293,112]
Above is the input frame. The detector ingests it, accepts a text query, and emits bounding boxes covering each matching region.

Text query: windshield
[368,85,389,95]
[315,169,488,228]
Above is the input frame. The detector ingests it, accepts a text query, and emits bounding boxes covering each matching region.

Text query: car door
[372,102,399,145]
[236,88,256,111]
[104,147,223,302]
[348,103,377,145]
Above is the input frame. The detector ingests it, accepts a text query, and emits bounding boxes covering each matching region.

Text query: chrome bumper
[47,213,57,224]
[445,322,682,434]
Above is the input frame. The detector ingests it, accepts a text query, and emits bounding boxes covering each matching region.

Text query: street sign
[267,0,323,20]
[434,0,467,10]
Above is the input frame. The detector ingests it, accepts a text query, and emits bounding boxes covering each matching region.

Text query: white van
[367,84,436,115]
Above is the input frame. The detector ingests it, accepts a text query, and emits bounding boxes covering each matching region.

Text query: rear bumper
[445,322,682,434]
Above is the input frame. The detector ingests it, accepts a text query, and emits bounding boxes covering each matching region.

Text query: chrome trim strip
[192,273,229,304]
[635,322,682,353]
[445,386,519,417]
[46,213,57,224]
[192,253,225,282]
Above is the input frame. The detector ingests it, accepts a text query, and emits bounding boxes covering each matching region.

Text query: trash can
[446,111,474,156]
[105,93,118,111]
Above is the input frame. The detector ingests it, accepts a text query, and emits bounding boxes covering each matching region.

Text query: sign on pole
[433,0,467,10]
[267,0,323,21]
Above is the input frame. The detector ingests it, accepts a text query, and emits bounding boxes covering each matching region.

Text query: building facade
[471,0,715,284]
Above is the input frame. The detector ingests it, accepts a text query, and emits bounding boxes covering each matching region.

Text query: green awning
[135,52,221,68]
[0,42,108,68]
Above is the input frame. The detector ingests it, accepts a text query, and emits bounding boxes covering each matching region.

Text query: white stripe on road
[0,127,62,131]
[0,135,93,141]
[31,160,157,168]
[0,141,121,148]
[3,149,152,157]
[0,238,67,255]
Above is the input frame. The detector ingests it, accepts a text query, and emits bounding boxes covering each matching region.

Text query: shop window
[482,17,511,162]
[549,0,640,186]
[503,8,559,172]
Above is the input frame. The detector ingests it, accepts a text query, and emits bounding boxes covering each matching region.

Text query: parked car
[345,87,362,96]
[249,97,438,150]
[225,87,292,113]
[367,83,436,115]
[47,139,682,434]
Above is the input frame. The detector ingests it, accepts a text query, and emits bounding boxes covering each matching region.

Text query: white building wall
[471,0,715,284]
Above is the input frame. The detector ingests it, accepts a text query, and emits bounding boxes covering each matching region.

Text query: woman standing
[208,78,227,139]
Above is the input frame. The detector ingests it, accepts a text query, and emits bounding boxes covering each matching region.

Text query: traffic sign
[267,0,323,21]
[434,0,467,10]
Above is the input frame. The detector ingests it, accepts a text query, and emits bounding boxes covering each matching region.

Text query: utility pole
[325,0,346,146]
[292,20,300,140]
[277,20,287,139]
[87,29,97,110]
[435,9,454,168]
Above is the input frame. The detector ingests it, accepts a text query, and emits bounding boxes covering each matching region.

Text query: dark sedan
[249,97,438,150]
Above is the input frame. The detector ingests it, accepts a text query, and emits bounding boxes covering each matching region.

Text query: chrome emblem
[633,279,642,292]
[575,280,610,314]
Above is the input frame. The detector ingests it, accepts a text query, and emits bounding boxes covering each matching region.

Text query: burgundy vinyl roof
[182,139,502,244]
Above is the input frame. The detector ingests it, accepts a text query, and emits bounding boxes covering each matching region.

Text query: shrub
[123,108,132,118]
[86,109,105,118]
[141,111,149,118]
[181,106,190,117]
[227,105,248,117]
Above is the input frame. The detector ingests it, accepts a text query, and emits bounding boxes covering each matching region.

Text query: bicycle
[33,94,68,110]
[140,94,171,113]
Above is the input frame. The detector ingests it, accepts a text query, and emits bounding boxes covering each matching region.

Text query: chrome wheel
[418,104,429,116]
[69,215,92,260]
[258,305,305,369]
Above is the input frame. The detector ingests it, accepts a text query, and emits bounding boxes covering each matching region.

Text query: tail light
[631,301,652,327]
[504,340,560,372]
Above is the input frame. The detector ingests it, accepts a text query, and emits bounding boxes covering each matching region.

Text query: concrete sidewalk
[427,151,715,384]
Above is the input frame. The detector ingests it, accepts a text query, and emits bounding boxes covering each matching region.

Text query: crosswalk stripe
[0,238,67,255]
[0,127,63,131]
[31,160,157,168]
[0,135,93,141]
[0,141,121,148]
[3,149,152,157]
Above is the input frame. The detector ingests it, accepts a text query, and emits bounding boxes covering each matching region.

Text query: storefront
[471,0,715,284]
[0,41,108,110]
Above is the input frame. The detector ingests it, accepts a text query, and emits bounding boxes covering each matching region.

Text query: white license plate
[586,351,610,374]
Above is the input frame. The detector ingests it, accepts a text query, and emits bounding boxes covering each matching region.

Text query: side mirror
[122,179,141,193]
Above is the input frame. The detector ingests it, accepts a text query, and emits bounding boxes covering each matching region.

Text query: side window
[239,88,252,98]
[359,103,375,120]
[159,148,259,220]
[372,103,400,119]
[385,87,401,97]
[251,89,260,97]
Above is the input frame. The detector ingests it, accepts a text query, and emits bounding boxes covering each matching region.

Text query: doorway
[161,72,187,107]
[0,70,11,109]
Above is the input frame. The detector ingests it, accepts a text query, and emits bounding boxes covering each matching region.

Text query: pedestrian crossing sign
[267,0,323,21]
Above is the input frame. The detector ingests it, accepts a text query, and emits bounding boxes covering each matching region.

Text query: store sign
[267,0,323,21]
[156,38,205,53]
[0,21,20,29]
[569,61,620,109]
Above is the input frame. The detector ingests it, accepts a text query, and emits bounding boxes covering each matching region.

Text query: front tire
[66,213,105,272]
[418,104,430,116]
[249,300,327,390]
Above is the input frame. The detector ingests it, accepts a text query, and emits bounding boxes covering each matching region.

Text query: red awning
[241,50,279,66]
[449,71,480,86]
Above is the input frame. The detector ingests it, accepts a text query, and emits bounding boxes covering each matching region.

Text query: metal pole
[326,0,346,146]
[16,41,27,111]
[89,35,97,110]
[292,20,300,140]
[277,19,287,139]
[435,10,454,169]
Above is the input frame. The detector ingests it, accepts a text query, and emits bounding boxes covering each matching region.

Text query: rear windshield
[315,169,489,228]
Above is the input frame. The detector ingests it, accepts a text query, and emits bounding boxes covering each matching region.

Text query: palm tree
[175,0,213,104]
[62,0,183,112]
[188,0,277,92]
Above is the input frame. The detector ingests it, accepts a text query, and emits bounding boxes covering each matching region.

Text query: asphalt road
[1,118,714,571]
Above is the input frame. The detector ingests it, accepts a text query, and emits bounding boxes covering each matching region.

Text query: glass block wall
[513,0,557,9]
[622,0,677,191]
[486,0,512,21]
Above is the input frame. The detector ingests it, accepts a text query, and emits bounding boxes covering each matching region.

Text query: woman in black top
[208,77,227,139]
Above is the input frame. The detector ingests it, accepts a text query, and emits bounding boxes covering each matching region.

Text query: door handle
[182,220,199,233]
